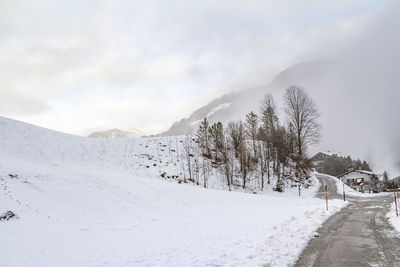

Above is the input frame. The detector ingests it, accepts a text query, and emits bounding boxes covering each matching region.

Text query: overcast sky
[1,0,393,135]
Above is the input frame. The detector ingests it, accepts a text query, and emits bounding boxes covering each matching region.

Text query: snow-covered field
[0,117,347,266]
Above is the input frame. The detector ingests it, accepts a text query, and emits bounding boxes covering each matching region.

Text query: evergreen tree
[361,160,372,171]
[209,122,224,161]
[245,111,259,158]
[196,118,210,157]
[383,171,389,182]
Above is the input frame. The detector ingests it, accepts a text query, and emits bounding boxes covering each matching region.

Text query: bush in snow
[0,211,17,221]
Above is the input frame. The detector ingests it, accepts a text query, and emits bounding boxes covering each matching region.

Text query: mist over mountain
[160,57,399,177]
[88,128,143,139]
[160,61,329,136]
[158,2,400,177]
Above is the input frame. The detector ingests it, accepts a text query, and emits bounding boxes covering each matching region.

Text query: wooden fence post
[394,188,398,217]
[343,184,346,202]
[325,185,328,211]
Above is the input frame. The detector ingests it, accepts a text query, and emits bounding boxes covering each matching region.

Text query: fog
[303,2,400,176]
[0,0,398,175]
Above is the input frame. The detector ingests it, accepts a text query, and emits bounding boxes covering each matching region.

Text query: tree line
[315,155,371,177]
[185,85,321,192]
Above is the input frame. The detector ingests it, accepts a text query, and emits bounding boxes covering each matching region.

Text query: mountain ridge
[158,60,329,136]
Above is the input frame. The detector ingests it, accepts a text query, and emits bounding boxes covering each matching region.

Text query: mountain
[88,128,143,139]
[159,60,329,136]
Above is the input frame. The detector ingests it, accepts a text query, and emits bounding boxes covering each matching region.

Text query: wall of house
[340,172,372,184]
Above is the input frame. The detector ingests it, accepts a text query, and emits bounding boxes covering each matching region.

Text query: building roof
[390,176,400,183]
[337,169,374,178]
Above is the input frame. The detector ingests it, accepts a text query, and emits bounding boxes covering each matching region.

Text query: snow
[321,151,344,158]
[338,170,376,177]
[206,102,231,118]
[0,117,347,266]
[317,173,390,198]
[88,128,143,139]
[189,103,231,127]
[337,169,375,178]
[388,201,400,234]
[357,170,374,175]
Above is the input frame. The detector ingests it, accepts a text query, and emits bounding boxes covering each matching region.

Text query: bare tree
[284,86,321,156]
[227,121,244,158]
[259,94,279,186]
[259,139,272,188]
[183,132,193,182]
[215,126,233,190]
[201,156,209,188]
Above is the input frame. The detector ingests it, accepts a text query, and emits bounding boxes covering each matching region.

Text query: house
[337,170,375,192]
[310,151,343,166]
[390,176,400,186]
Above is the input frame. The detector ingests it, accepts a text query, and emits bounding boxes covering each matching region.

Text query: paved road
[295,174,400,267]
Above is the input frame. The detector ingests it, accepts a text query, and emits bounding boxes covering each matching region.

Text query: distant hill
[158,60,330,136]
[88,128,143,139]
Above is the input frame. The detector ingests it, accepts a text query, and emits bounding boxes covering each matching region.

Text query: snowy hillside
[0,117,347,266]
[88,128,143,139]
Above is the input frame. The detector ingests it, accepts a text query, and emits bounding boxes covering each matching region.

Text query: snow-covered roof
[357,170,374,175]
[320,151,344,158]
[337,169,375,178]
[390,176,400,182]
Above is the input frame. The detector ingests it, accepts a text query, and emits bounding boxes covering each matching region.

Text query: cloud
[0,90,51,116]
[290,1,400,176]
[0,0,394,140]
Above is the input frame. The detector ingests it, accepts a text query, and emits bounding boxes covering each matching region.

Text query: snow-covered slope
[88,128,143,139]
[0,117,346,266]
[0,116,186,182]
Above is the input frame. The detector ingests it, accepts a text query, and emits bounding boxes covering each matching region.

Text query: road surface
[295,174,400,267]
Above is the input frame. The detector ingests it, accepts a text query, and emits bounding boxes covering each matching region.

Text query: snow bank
[388,202,400,234]
[238,198,346,266]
